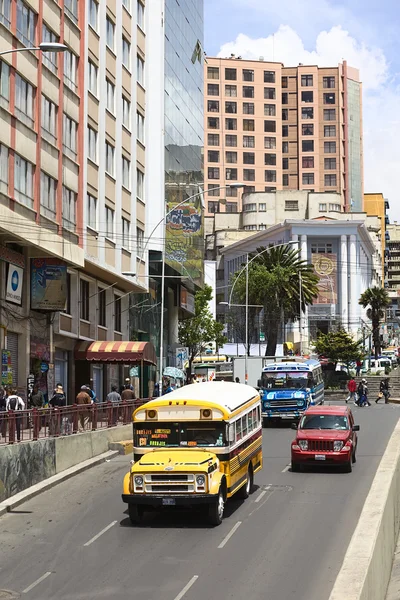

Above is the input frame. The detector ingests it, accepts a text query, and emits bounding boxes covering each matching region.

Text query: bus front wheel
[238,465,253,499]
[128,504,144,525]
[209,487,225,526]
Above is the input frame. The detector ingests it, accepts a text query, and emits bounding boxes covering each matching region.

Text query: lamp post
[0,42,68,58]
[224,241,296,384]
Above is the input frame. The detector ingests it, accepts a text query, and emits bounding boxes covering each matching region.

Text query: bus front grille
[144,484,195,493]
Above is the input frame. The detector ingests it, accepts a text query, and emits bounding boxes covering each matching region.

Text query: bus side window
[248,410,253,432]
[257,405,260,424]
[242,414,248,437]
[236,419,242,442]
[252,407,257,430]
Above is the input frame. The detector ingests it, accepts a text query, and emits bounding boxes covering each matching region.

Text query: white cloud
[217,26,399,218]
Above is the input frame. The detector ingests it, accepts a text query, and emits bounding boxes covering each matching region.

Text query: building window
[122,156,131,189]
[324,141,336,153]
[15,74,34,127]
[282,125,288,137]
[282,92,288,104]
[226,151,237,164]
[106,79,115,113]
[136,227,144,253]
[302,140,314,152]
[329,203,341,212]
[208,133,219,146]
[325,174,337,186]
[319,203,327,212]
[226,202,237,213]
[301,91,313,103]
[122,95,130,129]
[105,142,115,176]
[41,95,57,144]
[63,113,78,160]
[122,218,130,250]
[324,158,336,170]
[207,66,219,80]
[324,93,335,104]
[225,68,237,80]
[208,83,219,96]
[226,168,237,181]
[87,194,97,230]
[226,118,237,130]
[264,88,275,99]
[302,123,314,135]
[208,150,219,163]
[105,206,114,239]
[42,24,59,73]
[88,61,98,95]
[244,203,257,212]
[208,184,220,196]
[282,76,288,88]
[106,17,115,50]
[136,111,145,143]
[265,154,276,166]
[14,154,33,208]
[64,0,78,23]
[64,50,77,91]
[243,69,254,82]
[0,60,10,108]
[302,107,313,119]
[283,173,289,186]
[80,280,90,321]
[264,137,276,149]
[225,84,237,97]
[136,0,145,28]
[208,167,219,179]
[208,99,219,112]
[137,169,144,200]
[40,172,57,219]
[225,101,237,113]
[324,125,336,137]
[265,170,276,183]
[243,169,255,181]
[208,201,219,213]
[243,152,255,164]
[324,108,336,121]
[137,54,144,86]
[264,104,276,116]
[225,134,237,147]
[243,119,254,132]
[0,144,8,191]
[243,86,254,98]
[88,127,98,162]
[282,157,288,169]
[301,74,313,87]
[226,186,237,197]
[285,200,299,211]
[208,117,219,129]
[244,186,255,194]
[265,121,276,133]
[243,102,254,115]
[259,203,266,212]
[311,243,333,254]
[88,0,98,29]
[98,287,106,327]
[16,0,36,46]
[264,71,275,83]
[0,0,11,26]
[243,135,255,148]
[323,76,335,88]
[282,108,288,120]
[62,186,76,231]
[122,37,131,69]
[302,156,314,168]
[302,173,314,185]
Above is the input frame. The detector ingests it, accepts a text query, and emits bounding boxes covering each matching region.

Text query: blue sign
[40,362,49,373]
[6,264,23,305]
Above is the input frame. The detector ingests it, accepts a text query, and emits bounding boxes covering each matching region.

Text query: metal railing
[0,399,150,445]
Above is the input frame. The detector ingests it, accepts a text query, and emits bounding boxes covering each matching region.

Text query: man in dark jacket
[376,378,390,404]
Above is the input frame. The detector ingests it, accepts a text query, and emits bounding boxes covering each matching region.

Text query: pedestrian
[357,379,370,407]
[235,377,240,384]
[121,382,135,401]
[6,388,25,441]
[376,378,390,404]
[30,384,44,409]
[106,385,121,424]
[49,383,67,435]
[85,381,97,403]
[346,378,357,404]
[163,379,174,395]
[75,385,92,431]
[355,360,362,377]
[0,387,6,440]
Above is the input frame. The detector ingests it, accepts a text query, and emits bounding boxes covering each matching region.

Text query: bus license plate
[315,454,326,461]
[162,498,176,506]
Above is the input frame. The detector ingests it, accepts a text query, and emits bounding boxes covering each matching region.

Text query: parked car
[291,405,359,473]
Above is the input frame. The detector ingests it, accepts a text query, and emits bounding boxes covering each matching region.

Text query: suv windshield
[134,421,227,448]
[261,371,313,390]
[299,414,349,430]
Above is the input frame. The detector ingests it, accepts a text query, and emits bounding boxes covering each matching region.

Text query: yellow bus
[122,381,262,525]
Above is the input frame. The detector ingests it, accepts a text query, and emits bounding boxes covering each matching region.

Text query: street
[0,402,398,600]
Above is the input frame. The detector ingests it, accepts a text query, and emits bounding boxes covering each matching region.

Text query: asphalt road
[1,401,399,600]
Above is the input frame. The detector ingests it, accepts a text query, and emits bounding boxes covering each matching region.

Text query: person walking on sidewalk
[106,385,121,425]
[49,384,67,435]
[346,378,357,404]
[357,379,370,407]
[355,360,362,377]
[76,385,92,431]
[6,389,25,441]
[376,378,390,404]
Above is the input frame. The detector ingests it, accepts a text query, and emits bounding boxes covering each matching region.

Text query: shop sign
[6,264,23,305]
[129,366,139,377]
[0,245,24,268]
[31,258,67,311]
[40,362,49,373]
[1,349,12,385]
[180,288,195,314]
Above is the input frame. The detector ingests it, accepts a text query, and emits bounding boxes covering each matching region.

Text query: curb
[109,440,133,455]
[0,449,119,517]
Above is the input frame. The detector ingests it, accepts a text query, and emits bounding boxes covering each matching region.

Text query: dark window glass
[225,202,237,213]
[282,92,288,104]
[324,109,336,121]
[226,168,237,180]
[283,173,289,186]
[243,152,255,164]
[243,102,254,114]
[325,174,337,186]
[208,184,220,196]
[226,151,237,163]
[207,66,219,79]
[281,76,288,88]
[265,153,276,166]
[208,201,220,213]
[225,85,237,97]
[207,100,219,112]
[64,273,71,315]
[324,125,336,137]
[80,280,89,320]
[225,118,237,130]
[98,287,106,327]
[208,167,220,179]
[243,135,255,148]
[243,119,255,131]
[282,124,288,137]
[264,104,276,116]
[264,88,276,99]
[282,157,289,169]
[264,71,275,83]
[226,134,237,147]
[301,91,313,102]
[323,76,335,88]
[208,133,219,146]
[207,83,219,96]
[207,117,219,129]
[243,169,255,181]
[208,150,219,162]
[302,173,314,185]
[265,170,276,182]
[282,141,289,153]
[301,75,313,87]
[282,108,288,120]
[243,86,254,98]
[324,93,335,104]
[302,156,314,168]
[243,69,254,82]
[264,137,276,149]
[302,140,314,152]
[324,158,336,169]
[225,68,237,80]
[225,101,237,113]
[302,107,313,119]
[265,120,276,133]
[324,141,336,153]
[302,123,314,135]
[114,295,121,332]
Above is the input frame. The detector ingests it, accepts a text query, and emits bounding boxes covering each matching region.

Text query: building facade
[204,57,363,216]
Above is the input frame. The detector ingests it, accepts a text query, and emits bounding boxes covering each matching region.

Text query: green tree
[359,287,391,358]
[178,285,227,377]
[314,328,364,370]
[232,245,319,356]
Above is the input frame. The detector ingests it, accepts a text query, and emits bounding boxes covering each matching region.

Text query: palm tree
[359,287,391,358]
[232,245,319,356]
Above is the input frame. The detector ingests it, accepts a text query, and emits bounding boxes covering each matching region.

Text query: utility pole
[245,253,249,384]
[299,272,303,355]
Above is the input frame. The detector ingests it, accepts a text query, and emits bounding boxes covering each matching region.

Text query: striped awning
[74,341,157,365]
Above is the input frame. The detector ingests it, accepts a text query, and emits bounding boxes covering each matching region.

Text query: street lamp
[0,42,68,57]
[225,240,297,384]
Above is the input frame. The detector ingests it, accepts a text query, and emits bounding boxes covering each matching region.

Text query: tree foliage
[178,285,226,376]
[359,287,390,358]
[314,328,364,369]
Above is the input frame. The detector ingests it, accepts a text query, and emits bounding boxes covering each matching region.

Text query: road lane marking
[218,521,242,549]
[23,571,52,593]
[282,464,291,473]
[255,490,267,503]
[173,575,199,600]
[83,520,117,547]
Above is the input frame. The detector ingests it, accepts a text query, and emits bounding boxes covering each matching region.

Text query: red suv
[291,405,359,473]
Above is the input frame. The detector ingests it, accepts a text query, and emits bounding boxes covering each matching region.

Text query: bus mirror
[257,379,262,387]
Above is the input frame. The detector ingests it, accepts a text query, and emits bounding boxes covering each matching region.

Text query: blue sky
[204,0,400,219]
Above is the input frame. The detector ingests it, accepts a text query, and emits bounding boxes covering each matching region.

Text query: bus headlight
[264,401,271,409]
[196,475,205,486]
[297,400,304,407]
[134,475,144,488]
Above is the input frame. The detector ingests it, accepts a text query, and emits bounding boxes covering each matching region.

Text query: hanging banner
[312,253,338,304]
[180,287,195,314]
[31,258,67,311]
[6,264,23,305]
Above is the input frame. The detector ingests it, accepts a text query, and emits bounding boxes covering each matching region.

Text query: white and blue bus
[258,358,324,423]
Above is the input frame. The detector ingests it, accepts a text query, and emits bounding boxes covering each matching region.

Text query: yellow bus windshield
[134,421,227,448]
